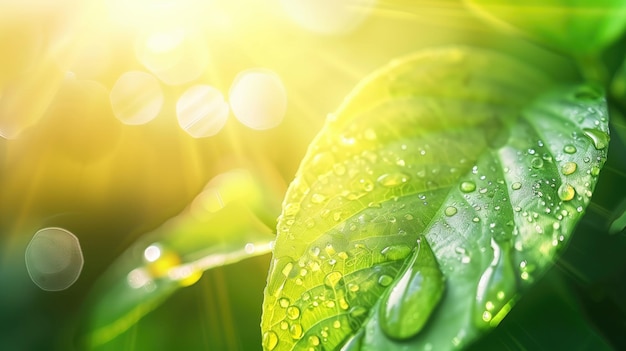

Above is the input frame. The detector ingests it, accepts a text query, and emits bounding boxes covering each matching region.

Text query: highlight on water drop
[24,227,84,291]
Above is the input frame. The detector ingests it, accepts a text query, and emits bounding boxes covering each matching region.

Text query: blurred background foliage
[0,0,624,350]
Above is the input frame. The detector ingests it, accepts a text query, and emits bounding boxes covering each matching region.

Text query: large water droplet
[474,239,516,328]
[262,331,279,350]
[583,128,609,150]
[379,238,445,340]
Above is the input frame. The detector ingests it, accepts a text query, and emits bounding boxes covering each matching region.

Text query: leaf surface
[261,47,609,350]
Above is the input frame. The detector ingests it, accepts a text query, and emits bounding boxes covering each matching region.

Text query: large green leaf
[261,47,609,350]
[464,0,626,56]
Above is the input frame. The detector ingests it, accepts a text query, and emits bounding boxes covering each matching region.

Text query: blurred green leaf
[467,267,614,351]
[81,169,279,349]
[464,0,626,56]
[261,47,609,350]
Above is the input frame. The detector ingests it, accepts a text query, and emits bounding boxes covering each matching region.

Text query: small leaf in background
[81,168,281,349]
[463,0,626,55]
[261,46,609,350]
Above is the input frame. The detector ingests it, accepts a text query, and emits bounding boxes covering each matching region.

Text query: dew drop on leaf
[290,323,304,339]
[324,271,343,288]
[561,162,577,175]
[262,331,279,351]
[530,157,544,169]
[377,172,410,187]
[287,306,301,320]
[511,182,522,190]
[378,275,394,287]
[379,238,445,340]
[558,183,576,201]
[583,128,609,150]
[381,245,412,261]
[563,144,577,154]
[460,181,476,193]
[474,239,516,328]
[444,206,458,217]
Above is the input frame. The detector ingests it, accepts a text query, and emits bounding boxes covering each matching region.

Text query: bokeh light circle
[176,85,230,138]
[25,227,84,291]
[110,71,164,125]
[281,0,376,35]
[229,69,287,130]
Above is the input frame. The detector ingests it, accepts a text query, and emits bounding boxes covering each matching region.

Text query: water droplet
[287,305,301,320]
[325,244,336,256]
[325,300,336,308]
[474,239,516,328]
[262,331,279,350]
[279,297,290,308]
[583,128,609,150]
[561,162,577,175]
[348,283,360,292]
[558,183,575,201]
[378,274,394,287]
[308,335,320,346]
[381,245,412,261]
[590,166,600,177]
[280,321,289,330]
[511,182,522,190]
[563,144,577,154]
[349,306,367,318]
[460,181,476,193]
[444,206,458,217]
[324,271,343,288]
[379,238,445,340]
[530,157,544,169]
[339,297,350,310]
[377,172,410,187]
[289,323,303,339]
[311,193,326,204]
[333,320,341,329]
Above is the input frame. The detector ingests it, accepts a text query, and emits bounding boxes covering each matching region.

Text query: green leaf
[261,47,609,351]
[464,0,626,55]
[81,169,279,349]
